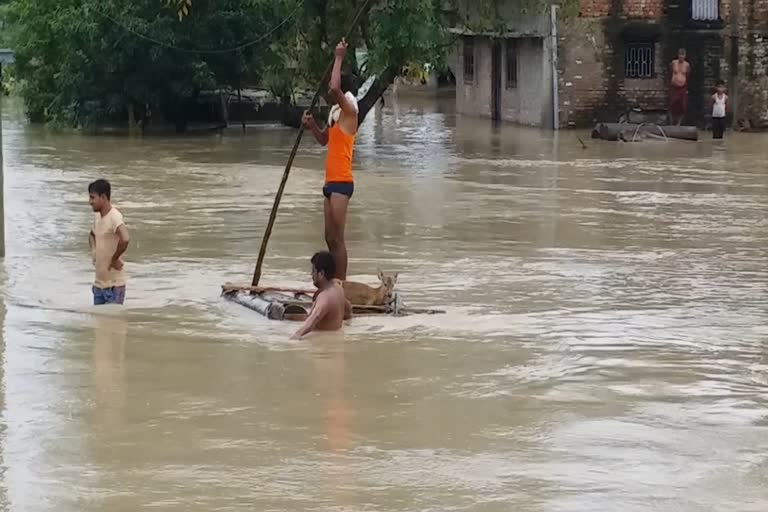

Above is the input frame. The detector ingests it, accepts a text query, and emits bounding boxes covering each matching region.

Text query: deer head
[376,269,399,303]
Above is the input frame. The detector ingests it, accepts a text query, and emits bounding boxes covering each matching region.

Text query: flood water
[1,95,767,511]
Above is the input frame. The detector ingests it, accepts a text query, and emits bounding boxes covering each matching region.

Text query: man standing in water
[291,251,352,340]
[302,38,358,281]
[669,48,691,126]
[88,179,130,305]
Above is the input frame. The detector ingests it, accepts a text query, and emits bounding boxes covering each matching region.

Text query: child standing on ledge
[711,80,728,140]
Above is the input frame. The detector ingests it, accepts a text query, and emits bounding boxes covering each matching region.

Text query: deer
[342,270,399,306]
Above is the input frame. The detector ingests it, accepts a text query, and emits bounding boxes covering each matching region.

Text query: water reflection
[0,295,8,510]
[90,315,127,430]
[309,335,354,508]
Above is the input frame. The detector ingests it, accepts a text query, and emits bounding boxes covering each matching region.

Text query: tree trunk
[237,87,245,133]
[220,90,229,128]
[127,103,136,136]
[357,65,399,126]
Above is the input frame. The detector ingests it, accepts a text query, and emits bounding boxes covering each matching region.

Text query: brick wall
[624,0,665,18]
[739,0,768,30]
[580,0,611,17]
[580,0,664,18]
[454,0,768,129]
[557,18,608,127]
[561,0,749,128]
[720,0,733,23]
[734,0,768,127]
[557,17,670,127]
[709,0,768,128]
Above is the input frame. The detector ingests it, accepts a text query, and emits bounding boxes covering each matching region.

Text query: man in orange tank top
[302,39,359,281]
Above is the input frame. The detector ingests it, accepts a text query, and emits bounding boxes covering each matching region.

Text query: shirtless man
[669,48,691,126]
[291,251,352,340]
[302,38,359,281]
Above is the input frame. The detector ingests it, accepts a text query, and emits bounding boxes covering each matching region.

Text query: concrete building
[449,0,768,129]
[449,7,558,128]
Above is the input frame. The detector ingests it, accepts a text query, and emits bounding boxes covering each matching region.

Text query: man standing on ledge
[669,48,691,126]
[302,38,359,281]
[88,179,130,305]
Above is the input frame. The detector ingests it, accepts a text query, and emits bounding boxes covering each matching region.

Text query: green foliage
[4,0,296,128]
[364,0,446,76]
[284,0,450,110]
[461,0,579,33]
[4,0,574,129]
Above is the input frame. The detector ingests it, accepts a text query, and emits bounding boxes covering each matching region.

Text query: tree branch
[360,15,374,51]
[357,64,399,126]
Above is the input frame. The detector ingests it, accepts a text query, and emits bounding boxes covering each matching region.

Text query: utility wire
[94,1,304,55]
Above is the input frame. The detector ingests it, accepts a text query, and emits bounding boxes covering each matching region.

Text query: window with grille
[624,42,654,79]
[506,40,518,89]
[691,0,719,21]
[463,39,475,82]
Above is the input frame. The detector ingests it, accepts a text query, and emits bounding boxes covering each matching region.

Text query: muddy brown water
[1,96,767,511]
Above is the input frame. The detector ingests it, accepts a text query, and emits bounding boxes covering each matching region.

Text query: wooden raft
[221,283,445,321]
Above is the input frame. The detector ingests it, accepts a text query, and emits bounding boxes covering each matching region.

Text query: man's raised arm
[329,39,357,118]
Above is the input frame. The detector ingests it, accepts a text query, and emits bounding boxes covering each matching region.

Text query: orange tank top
[325,123,355,184]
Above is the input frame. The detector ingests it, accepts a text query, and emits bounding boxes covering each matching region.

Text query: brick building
[450,0,768,129]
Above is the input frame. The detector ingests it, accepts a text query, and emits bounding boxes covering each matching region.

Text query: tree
[173,0,455,126]
[7,0,533,130]
[4,0,294,130]
[295,0,452,125]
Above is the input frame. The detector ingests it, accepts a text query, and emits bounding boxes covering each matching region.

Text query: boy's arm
[344,298,352,320]
[110,224,130,270]
[89,229,96,265]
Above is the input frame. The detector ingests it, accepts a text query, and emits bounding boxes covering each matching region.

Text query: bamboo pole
[251,0,375,286]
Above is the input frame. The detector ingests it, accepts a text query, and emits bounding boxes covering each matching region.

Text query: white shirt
[328,92,359,126]
[712,93,727,118]
[92,207,126,288]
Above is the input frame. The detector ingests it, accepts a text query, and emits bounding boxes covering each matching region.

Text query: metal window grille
[624,43,654,79]
[691,0,719,21]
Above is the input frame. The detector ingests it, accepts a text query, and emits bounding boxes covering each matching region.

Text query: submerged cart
[221,284,445,321]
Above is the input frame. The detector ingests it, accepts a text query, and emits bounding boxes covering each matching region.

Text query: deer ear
[377,269,384,280]
[393,273,399,283]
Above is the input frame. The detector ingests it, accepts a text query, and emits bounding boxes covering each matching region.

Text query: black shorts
[323,182,354,199]
[712,117,726,139]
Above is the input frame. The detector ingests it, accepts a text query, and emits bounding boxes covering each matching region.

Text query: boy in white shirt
[711,80,728,140]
